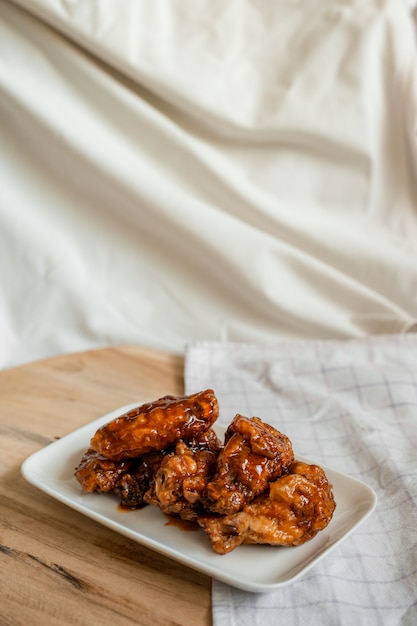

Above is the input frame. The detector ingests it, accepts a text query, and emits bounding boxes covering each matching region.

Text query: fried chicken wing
[89,389,219,460]
[203,415,294,515]
[113,450,168,509]
[186,427,222,455]
[74,449,136,493]
[74,448,168,508]
[198,460,336,554]
[144,428,221,519]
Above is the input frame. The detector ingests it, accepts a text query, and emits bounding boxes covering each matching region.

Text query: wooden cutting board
[0,345,211,626]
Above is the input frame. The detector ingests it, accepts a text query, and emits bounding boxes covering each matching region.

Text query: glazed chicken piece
[74,448,168,508]
[89,389,219,460]
[113,450,168,509]
[198,460,336,554]
[74,449,136,493]
[186,427,222,454]
[203,415,294,515]
[145,428,222,519]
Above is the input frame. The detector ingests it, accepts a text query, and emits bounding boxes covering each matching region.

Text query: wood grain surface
[0,346,212,626]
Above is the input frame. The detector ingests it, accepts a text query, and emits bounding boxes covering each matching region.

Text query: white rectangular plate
[21,403,377,593]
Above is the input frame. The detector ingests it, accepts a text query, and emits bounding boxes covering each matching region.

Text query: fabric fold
[1,0,417,369]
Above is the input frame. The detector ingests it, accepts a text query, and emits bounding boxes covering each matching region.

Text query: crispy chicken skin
[113,451,168,509]
[198,460,336,554]
[203,415,294,515]
[74,449,135,493]
[89,389,219,460]
[144,429,221,518]
[74,448,168,508]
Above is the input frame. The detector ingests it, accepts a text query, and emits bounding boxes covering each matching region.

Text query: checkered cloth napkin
[185,335,417,626]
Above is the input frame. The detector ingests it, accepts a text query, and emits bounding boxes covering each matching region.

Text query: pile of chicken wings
[75,389,336,554]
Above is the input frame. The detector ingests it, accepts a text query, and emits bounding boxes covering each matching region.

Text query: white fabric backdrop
[1,0,417,370]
